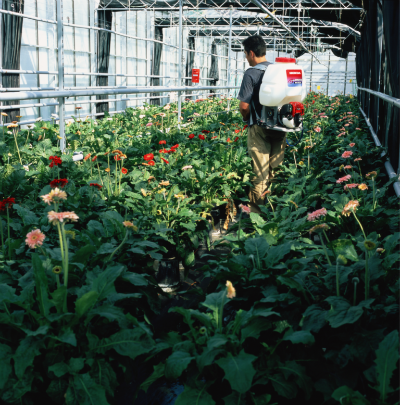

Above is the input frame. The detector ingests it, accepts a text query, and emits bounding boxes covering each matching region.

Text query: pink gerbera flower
[344,183,359,190]
[342,151,353,158]
[314,127,321,133]
[25,229,46,249]
[349,143,355,147]
[239,204,251,214]
[48,211,79,225]
[336,174,352,184]
[307,208,327,221]
[354,158,362,162]
[344,165,352,170]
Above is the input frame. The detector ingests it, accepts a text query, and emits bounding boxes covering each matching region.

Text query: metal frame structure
[0,0,362,145]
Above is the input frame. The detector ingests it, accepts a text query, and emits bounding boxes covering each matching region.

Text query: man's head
[242,35,267,66]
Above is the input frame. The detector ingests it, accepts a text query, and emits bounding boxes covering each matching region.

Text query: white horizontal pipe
[0,85,240,102]
[358,87,400,109]
[0,9,56,24]
[359,106,400,198]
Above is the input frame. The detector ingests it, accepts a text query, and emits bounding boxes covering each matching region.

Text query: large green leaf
[201,290,228,325]
[283,329,315,345]
[331,386,370,404]
[223,391,248,405]
[13,204,39,226]
[140,363,165,393]
[71,245,97,264]
[269,373,297,399]
[216,350,257,393]
[279,361,312,399]
[244,237,269,260]
[86,305,128,328]
[0,343,12,390]
[264,243,292,268]
[32,253,52,317]
[301,304,327,333]
[122,272,149,286]
[325,297,374,328]
[13,337,44,379]
[331,239,358,261]
[165,351,195,380]
[51,286,67,314]
[175,385,216,405]
[66,373,109,405]
[373,330,399,401]
[92,264,124,300]
[75,291,99,318]
[90,329,154,360]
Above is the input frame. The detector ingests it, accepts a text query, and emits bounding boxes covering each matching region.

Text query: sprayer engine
[279,102,305,129]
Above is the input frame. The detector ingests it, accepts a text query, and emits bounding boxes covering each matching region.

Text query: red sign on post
[192,69,200,83]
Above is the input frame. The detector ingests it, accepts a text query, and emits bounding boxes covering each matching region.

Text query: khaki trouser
[247,125,286,213]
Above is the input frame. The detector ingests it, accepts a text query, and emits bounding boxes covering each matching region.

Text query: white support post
[344,56,348,95]
[227,6,233,106]
[326,52,330,96]
[177,0,183,126]
[91,0,100,120]
[56,0,65,152]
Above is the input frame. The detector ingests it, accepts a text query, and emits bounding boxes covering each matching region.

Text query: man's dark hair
[242,35,266,57]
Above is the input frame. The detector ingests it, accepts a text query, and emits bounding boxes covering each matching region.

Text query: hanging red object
[192,69,200,83]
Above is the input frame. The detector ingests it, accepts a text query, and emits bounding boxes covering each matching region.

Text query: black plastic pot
[156,258,181,291]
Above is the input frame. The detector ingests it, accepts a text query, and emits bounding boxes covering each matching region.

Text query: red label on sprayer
[286,69,302,87]
[192,69,200,83]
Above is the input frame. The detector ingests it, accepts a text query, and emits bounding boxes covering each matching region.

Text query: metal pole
[326,51,330,96]
[273,36,276,61]
[227,6,233,105]
[309,54,313,93]
[344,56,348,95]
[56,0,65,152]
[177,0,183,126]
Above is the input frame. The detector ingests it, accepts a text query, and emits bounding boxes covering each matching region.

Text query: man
[237,35,286,214]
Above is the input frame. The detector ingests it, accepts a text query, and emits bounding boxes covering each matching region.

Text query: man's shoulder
[245,62,272,76]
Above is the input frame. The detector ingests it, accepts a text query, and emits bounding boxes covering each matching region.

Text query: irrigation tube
[359,106,400,197]
[358,87,400,109]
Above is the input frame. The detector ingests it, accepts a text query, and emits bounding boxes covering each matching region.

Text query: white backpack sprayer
[250,57,307,133]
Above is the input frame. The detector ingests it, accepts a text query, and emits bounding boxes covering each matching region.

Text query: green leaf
[92,265,124,300]
[277,275,305,293]
[47,379,69,403]
[66,373,109,405]
[279,361,312,399]
[302,304,327,333]
[87,305,128,328]
[71,245,97,264]
[325,297,374,328]
[122,272,149,286]
[331,386,370,404]
[13,204,39,226]
[223,391,247,405]
[32,253,52,317]
[331,239,358,261]
[0,343,12,390]
[245,237,269,259]
[55,327,77,346]
[165,351,195,380]
[269,373,297,399]
[201,290,228,324]
[51,286,67,314]
[283,329,315,345]
[91,359,118,397]
[216,350,257,393]
[175,385,216,405]
[13,337,44,380]
[241,317,272,342]
[183,250,195,268]
[75,291,99,318]
[264,243,292,268]
[90,329,154,360]
[373,330,399,401]
[140,363,165,393]
[49,362,69,378]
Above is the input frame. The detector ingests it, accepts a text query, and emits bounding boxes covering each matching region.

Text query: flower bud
[337,255,347,265]
[364,240,376,251]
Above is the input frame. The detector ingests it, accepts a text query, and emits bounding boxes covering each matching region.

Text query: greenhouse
[0,0,399,403]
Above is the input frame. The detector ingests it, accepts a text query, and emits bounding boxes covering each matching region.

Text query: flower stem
[365,250,369,300]
[6,209,11,260]
[320,236,332,266]
[335,260,340,296]
[107,229,129,263]
[0,217,5,259]
[352,211,367,240]
[218,293,226,333]
[237,212,242,242]
[61,224,69,287]
[372,178,376,210]
[13,129,22,165]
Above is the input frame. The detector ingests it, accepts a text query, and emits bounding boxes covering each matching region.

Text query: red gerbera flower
[161,157,169,164]
[159,140,166,145]
[92,156,98,162]
[148,160,155,166]
[312,100,315,104]
[114,155,121,161]
[49,156,62,168]
[0,197,15,211]
[188,134,195,139]
[199,134,205,140]
[50,178,68,188]
[84,153,91,161]
[234,129,240,133]
[243,125,248,130]
[159,149,168,153]
[227,138,231,143]
[143,153,154,161]
[201,130,210,134]
[211,136,217,139]
[90,183,103,190]
[171,144,179,149]
[234,137,239,142]
[121,168,128,174]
